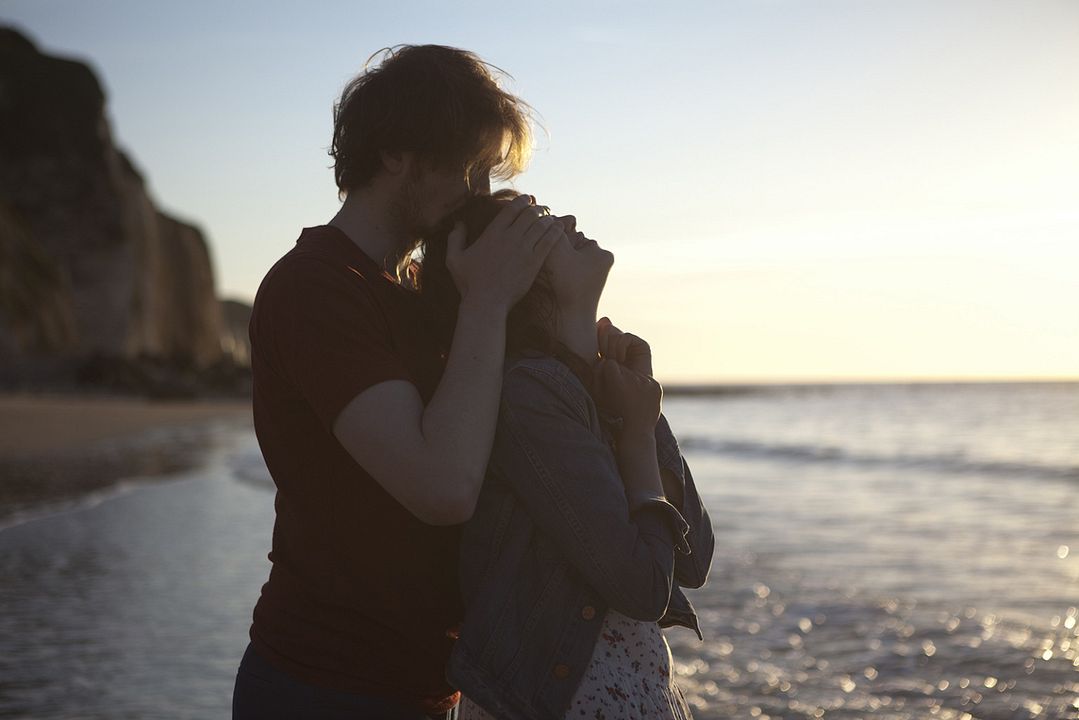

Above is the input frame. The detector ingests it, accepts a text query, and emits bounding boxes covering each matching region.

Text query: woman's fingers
[597,317,621,359]
[623,332,653,376]
[592,358,661,431]
[598,320,630,363]
[613,333,633,364]
[597,318,653,376]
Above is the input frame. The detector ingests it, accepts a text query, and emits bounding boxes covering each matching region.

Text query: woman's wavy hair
[417,191,594,385]
[330,45,534,196]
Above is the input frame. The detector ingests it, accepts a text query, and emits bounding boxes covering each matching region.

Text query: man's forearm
[419,298,508,510]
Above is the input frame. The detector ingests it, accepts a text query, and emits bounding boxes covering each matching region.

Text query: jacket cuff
[631,498,691,555]
[654,414,684,480]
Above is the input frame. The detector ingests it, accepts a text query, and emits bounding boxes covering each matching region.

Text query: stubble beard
[387,174,429,270]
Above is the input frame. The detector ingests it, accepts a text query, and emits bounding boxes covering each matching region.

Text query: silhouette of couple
[233,45,713,720]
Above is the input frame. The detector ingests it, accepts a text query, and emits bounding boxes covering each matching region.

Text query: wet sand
[0,394,251,458]
[0,394,252,527]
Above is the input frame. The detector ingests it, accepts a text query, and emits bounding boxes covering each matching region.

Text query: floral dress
[458,609,694,720]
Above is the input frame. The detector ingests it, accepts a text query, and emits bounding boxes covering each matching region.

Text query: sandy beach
[0,394,251,458]
[0,393,253,526]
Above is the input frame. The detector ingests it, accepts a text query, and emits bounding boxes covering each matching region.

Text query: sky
[3,0,1078,383]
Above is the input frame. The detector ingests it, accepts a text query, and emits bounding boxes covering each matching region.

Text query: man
[232,45,563,719]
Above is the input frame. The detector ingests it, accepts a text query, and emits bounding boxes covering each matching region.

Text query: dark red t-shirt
[247,225,462,713]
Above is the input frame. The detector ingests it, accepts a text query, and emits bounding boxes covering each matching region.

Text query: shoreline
[0,393,251,458]
[0,393,254,527]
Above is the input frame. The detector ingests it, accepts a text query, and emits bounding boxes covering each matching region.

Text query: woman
[419,191,715,720]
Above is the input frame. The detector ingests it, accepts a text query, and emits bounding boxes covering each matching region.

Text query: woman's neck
[555,299,600,365]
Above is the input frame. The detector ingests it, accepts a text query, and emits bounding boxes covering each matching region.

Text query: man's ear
[380,150,414,176]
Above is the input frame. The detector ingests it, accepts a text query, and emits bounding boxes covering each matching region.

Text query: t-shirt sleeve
[259,257,415,431]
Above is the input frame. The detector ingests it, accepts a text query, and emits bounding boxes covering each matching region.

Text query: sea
[1,382,1076,719]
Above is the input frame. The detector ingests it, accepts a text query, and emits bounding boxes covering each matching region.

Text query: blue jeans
[232,643,459,719]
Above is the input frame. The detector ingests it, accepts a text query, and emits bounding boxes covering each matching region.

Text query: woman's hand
[592,358,662,435]
[592,358,665,509]
[597,317,653,377]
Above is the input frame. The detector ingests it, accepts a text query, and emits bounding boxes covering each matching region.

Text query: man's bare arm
[334,197,564,525]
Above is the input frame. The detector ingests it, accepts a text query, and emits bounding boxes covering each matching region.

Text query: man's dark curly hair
[330,45,533,195]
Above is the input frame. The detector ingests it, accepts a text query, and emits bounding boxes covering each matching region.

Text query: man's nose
[560,215,577,232]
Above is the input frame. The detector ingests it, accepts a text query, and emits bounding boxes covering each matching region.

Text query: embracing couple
[232,45,714,720]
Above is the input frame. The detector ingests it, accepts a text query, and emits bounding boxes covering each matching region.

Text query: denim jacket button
[553,664,570,679]
[580,605,596,621]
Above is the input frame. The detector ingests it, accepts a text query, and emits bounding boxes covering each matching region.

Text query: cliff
[220,299,252,368]
[0,27,249,394]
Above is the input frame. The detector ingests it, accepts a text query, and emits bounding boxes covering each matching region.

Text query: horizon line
[662,376,1079,389]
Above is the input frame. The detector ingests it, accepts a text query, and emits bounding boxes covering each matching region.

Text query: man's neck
[328,188,405,272]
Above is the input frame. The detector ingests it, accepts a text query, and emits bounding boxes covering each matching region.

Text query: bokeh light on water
[668,549,1078,719]
[664,383,1079,719]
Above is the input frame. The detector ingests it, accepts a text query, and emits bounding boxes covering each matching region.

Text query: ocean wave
[676,435,1079,482]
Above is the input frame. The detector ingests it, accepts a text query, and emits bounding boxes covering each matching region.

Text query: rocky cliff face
[0,27,234,383]
[220,299,252,368]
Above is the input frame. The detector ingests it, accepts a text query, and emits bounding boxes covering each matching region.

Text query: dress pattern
[458,609,693,720]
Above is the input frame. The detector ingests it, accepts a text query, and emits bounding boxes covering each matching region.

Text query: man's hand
[447,195,563,313]
[597,317,653,377]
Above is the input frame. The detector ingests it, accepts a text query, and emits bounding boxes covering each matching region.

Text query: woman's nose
[559,215,576,233]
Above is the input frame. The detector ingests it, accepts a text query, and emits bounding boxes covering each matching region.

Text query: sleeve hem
[631,498,691,555]
[318,368,418,434]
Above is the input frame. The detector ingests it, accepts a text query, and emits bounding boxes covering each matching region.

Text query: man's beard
[387,173,429,270]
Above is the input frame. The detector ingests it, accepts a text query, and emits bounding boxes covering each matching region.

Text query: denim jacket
[447,353,715,720]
